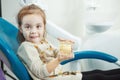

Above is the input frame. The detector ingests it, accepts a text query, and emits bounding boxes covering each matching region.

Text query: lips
[30,36,39,39]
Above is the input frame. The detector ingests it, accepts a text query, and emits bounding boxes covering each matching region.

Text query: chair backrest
[0,18,32,80]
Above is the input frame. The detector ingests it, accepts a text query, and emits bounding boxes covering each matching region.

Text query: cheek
[22,30,29,38]
[39,28,45,34]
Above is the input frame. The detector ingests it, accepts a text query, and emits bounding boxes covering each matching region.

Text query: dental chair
[0,17,119,80]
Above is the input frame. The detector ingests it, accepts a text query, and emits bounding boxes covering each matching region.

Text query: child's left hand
[57,38,75,62]
[57,51,74,62]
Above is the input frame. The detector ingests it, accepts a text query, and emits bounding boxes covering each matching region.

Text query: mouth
[30,36,39,39]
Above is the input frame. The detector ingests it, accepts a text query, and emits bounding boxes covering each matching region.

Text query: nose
[30,27,37,34]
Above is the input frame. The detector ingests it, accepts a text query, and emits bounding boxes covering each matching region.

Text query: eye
[24,24,31,30]
[36,24,42,29]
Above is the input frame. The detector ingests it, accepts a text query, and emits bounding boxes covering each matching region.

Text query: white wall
[1,0,21,26]
[44,0,85,37]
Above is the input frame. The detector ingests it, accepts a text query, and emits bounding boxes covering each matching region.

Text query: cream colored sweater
[17,41,82,80]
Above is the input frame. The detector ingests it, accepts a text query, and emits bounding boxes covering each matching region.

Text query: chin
[30,40,40,43]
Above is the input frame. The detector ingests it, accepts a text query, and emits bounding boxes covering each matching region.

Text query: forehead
[22,14,44,24]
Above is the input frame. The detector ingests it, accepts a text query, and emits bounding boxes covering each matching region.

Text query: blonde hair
[17,4,46,44]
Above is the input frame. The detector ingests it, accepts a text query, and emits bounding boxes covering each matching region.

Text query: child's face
[20,14,45,44]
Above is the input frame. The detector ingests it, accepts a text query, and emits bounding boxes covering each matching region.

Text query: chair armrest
[61,50,118,65]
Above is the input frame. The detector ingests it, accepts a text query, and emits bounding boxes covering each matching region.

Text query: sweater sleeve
[17,42,49,79]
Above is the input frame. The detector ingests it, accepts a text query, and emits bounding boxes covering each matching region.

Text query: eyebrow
[24,23,30,26]
[23,23,43,27]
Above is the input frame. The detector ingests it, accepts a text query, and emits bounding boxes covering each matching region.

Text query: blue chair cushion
[0,18,32,80]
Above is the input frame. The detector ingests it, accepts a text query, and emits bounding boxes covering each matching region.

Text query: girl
[17,4,82,80]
